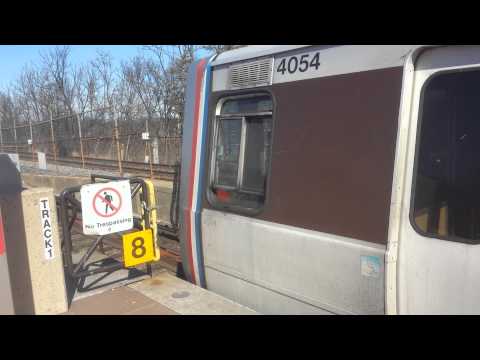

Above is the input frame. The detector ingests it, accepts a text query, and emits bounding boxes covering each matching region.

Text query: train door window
[209,94,273,212]
[214,118,242,188]
[411,69,480,244]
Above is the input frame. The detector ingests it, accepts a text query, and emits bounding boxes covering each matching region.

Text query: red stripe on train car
[185,58,207,284]
[0,213,5,255]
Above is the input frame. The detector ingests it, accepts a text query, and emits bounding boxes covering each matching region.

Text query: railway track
[16,151,177,181]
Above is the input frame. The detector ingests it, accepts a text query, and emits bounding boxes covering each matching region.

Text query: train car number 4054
[276,52,321,75]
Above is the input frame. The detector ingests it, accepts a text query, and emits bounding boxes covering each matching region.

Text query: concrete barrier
[0,187,68,314]
[21,173,88,195]
[0,156,68,314]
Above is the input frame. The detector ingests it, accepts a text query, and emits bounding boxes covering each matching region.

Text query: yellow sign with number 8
[122,229,155,267]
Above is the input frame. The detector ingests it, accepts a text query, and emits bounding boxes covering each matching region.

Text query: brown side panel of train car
[204,67,404,245]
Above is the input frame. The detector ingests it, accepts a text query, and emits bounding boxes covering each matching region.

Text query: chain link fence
[0,108,182,179]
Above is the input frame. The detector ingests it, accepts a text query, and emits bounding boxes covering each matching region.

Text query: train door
[398,46,480,314]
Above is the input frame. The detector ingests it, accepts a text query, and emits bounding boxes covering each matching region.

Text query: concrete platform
[65,286,177,315]
[64,270,257,315]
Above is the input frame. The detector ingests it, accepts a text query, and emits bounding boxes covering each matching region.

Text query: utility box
[0,153,20,172]
[152,137,159,164]
[37,152,47,170]
[0,154,68,314]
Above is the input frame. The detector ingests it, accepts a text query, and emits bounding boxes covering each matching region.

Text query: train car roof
[211,45,311,66]
[211,45,425,68]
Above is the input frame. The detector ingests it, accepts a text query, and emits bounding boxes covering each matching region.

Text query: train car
[178,45,480,314]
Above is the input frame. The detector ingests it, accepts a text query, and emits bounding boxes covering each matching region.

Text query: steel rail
[15,151,176,180]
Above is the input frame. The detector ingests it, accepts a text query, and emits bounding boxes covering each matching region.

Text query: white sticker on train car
[39,198,55,260]
[361,255,380,278]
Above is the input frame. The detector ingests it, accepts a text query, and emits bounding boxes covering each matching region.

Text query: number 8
[131,237,146,258]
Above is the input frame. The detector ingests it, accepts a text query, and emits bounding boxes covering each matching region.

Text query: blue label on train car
[361,256,381,278]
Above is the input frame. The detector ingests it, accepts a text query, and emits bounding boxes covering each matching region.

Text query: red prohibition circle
[92,187,122,218]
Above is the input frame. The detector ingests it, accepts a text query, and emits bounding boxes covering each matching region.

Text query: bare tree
[39,46,81,156]
[0,91,19,144]
[144,45,201,136]
[0,44,245,161]
[121,56,157,134]
[40,46,76,114]
[202,45,246,54]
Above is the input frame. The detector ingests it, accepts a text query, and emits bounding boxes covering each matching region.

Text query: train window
[411,69,480,244]
[214,118,242,188]
[210,95,273,212]
[221,95,273,115]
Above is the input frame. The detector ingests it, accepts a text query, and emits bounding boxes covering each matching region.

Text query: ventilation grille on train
[229,58,273,89]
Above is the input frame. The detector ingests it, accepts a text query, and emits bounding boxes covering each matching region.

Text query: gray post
[29,118,34,161]
[152,136,159,164]
[13,117,17,154]
[113,112,123,176]
[76,113,85,168]
[0,116,3,150]
[49,108,58,174]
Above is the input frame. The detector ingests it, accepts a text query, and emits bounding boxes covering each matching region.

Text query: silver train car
[178,45,480,314]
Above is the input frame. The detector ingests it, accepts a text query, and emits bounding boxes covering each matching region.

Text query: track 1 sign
[80,180,133,235]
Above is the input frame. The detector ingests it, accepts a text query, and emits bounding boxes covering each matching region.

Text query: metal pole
[76,113,85,168]
[114,114,123,176]
[29,118,34,162]
[125,135,131,160]
[146,118,153,179]
[13,117,17,155]
[148,140,154,179]
[0,116,3,152]
[49,108,58,172]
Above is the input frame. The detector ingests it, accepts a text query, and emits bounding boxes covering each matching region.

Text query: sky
[0,45,154,90]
